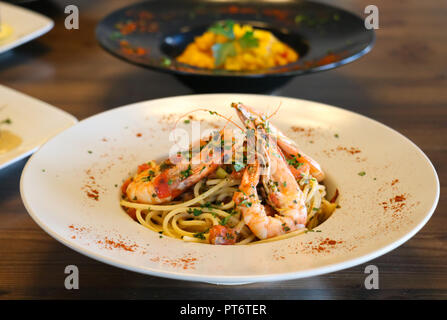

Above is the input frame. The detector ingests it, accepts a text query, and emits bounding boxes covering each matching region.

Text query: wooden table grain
[0,0,445,299]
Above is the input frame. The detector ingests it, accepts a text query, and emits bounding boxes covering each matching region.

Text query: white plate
[0,85,77,170]
[0,1,53,54]
[20,94,439,284]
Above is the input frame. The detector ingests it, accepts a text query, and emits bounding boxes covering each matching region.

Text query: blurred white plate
[0,85,77,170]
[20,94,439,284]
[0,1,53,54]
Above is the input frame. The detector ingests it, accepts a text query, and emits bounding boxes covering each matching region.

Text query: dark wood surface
[0,0,446,299]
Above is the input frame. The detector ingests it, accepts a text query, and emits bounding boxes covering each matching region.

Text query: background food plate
[96,0,375,92]
[0,85,77,170]
[20,94,439,284]
[0,2,54,55]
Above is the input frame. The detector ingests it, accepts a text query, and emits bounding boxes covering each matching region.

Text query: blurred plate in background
[0,85,77,170]
[96,0,375,92]
[0,1,53,54]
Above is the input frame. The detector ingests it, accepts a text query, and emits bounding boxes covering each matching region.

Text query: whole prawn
[232,107,308,240]
[232,102,325,182]
[126,130,225,204]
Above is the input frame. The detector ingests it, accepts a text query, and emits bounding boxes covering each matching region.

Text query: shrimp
[232,110,307,240]
[232,102,325,182]
[126,131,224,204]
[233,161,283,239]
[233,158,306,239]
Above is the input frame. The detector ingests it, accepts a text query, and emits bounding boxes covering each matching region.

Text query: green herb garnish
[212,42,237,67]
[208,20,259,67]
[193,231,206,240]
[142,170,155,182]
[286,155,304,169]
[219,215,231,226]
[209,20,235,39]
[188,208,203,217]
[180,165,192,179]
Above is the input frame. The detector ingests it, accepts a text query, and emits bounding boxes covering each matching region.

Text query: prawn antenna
[174,108,245,132]
[266,101,282,120]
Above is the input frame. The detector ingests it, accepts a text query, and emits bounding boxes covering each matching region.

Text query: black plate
[96,0,375,92]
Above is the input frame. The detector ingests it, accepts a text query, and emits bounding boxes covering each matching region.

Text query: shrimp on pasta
[232,102,325,182]
[120,102,338,245]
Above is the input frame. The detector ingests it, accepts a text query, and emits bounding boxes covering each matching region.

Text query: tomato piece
[154,173,172,199]
[125,208,137,221]
[121,178,132,195]
[208,225,237,245]
[137,163,151,174]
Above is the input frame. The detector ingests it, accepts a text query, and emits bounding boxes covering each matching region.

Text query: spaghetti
[120,169,336,245]
[120,102,338,245]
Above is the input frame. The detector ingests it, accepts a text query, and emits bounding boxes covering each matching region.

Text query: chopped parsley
[193,231,206,240]
[188,208,203,216]
[160,162,174,171]
[358,171,366,176]
[225,232,235,240]
[142,170,155,182]
[180,165,192,179]
[286,155,303,169]
[219,216,231,226]
[0,118,12,125]
[201,201,213,208]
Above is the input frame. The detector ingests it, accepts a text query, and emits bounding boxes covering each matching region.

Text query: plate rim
[0,2,54,54]
[19,93,440,283]
[0,85,78,170]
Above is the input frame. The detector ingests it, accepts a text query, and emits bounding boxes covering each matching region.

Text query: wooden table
[0,0,445,299]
